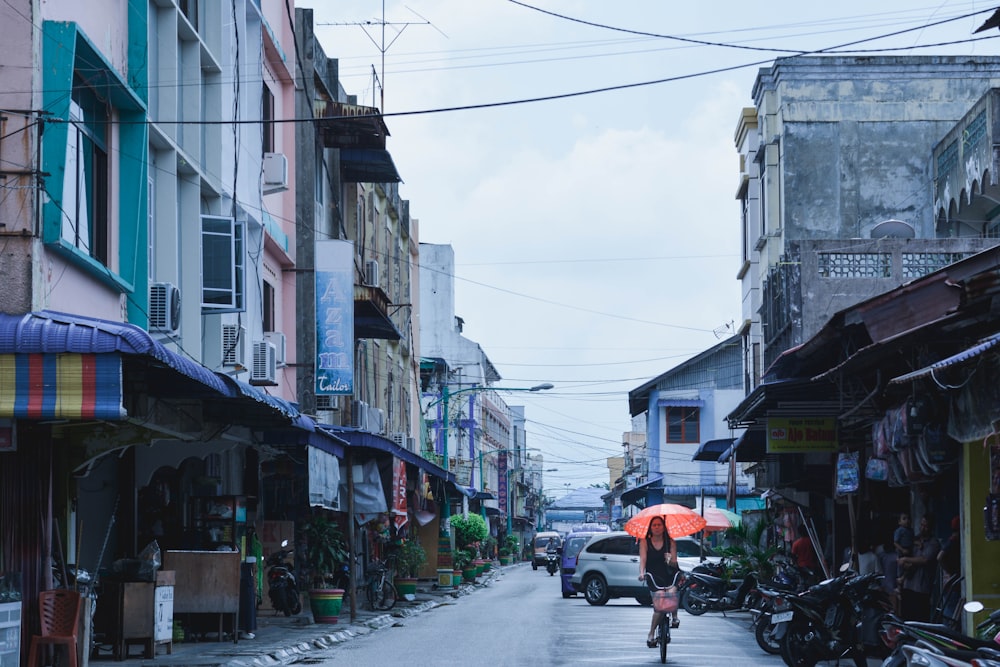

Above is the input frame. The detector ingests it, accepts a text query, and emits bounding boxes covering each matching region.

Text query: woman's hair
[646,517,666,539]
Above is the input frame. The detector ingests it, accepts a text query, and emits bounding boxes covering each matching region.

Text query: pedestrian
[878,538,900,615]
[638,516,679,648]
[937,515,960,578]
[894,512,914,558]
[791,524,818,576]
[898,515,941,621]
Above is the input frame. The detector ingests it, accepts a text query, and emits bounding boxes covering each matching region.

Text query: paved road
[299,564,790,666]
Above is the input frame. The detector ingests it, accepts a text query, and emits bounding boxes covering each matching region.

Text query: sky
[295,1,1000,496]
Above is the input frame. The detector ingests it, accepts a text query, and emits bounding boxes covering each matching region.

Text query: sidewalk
[92,565,511,667]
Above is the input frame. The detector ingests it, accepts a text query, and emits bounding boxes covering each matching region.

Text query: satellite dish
[870,219,916,239]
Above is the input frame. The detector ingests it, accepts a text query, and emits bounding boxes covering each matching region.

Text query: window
[61,90,109,265]
[201,215,245,312]
[263,280,274,331]
[262,86,274,154]
[665,407,699,443]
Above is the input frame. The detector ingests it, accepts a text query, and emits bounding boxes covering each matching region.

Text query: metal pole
[506,468,513,535]
[441,385,451,524]
[479,446,486,520]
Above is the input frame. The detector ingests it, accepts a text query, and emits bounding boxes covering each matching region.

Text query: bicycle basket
[653,587,678,613]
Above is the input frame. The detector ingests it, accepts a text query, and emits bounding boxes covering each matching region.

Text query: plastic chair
[27,589,81,667]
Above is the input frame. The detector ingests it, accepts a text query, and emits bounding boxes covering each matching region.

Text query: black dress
[645,536,678,590]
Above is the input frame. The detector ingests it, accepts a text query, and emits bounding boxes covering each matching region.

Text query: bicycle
[645,571,682,664]
[365,554,398,611]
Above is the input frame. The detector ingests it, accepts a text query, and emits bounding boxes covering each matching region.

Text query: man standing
[899,515,940,621]
[791,524,819,576]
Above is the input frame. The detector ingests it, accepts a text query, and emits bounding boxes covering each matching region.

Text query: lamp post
[427,383,553,523]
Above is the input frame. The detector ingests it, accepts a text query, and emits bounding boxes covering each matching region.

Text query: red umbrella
[624,503,708,540]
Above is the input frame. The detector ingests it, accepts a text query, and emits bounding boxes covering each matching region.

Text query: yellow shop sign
[767,417,838,453]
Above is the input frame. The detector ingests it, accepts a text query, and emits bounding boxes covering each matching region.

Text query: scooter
[545,551,559,576]
[266,539,301,616]
[880,601,1000,667]
[681,569,757,615]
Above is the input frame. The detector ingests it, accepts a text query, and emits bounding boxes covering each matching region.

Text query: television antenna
[318,2,447,112]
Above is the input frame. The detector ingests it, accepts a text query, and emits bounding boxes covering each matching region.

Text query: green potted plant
[301,514,349,623]
[499,535,519,565]
[393,539,426,599]
[453,548,475,583]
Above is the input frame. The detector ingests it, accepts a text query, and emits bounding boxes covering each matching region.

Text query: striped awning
[0,352,124,420]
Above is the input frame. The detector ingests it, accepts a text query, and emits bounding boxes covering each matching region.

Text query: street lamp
[425,382,553,522]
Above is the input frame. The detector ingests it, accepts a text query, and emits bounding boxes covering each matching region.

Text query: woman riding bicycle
[638,516,679,648]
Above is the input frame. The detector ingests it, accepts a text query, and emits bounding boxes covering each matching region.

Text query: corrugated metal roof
[889,331,1000,384]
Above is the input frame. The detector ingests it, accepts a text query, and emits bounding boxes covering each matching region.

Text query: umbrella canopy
[701,506,741,533]
[624,503,708,539]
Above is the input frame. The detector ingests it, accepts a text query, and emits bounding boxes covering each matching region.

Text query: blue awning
[693,438,735,462]
[889,331,1000,384]
[621,475,663,506]
[656,398,705,408]
[319,425,455,482]
[720,429,766,463]
[660,484,752,497]
[0,310,306,423]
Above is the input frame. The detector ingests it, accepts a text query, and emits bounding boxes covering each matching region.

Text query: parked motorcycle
[752,584,794,655]
[266,539,301,616]
[779,570,888,667]
[681,568,758,615]
[880,601,1000,667]
[545,551,559,576]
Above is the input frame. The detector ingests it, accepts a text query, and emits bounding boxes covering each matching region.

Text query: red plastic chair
[27,589,81,667]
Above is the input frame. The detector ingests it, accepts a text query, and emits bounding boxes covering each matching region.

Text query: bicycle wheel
[374,579,397,611]
[659,615,669,663]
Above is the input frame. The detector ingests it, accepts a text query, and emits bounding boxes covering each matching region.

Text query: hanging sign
[767,417,838,453]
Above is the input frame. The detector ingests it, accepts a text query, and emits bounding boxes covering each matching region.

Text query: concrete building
[625,336,753,512]
[736,56,1000,390]
[418,243,547,542]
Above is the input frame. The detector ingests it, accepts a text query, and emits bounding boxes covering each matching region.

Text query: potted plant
[301,515,349,623]
[499,535,519,565]
[453,548,475,583]
[393,539,426,599]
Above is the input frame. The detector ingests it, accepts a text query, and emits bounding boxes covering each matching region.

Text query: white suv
[569,532,651,606]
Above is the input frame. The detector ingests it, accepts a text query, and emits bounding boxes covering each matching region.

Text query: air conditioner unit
[264,331,286,366]
[351,400,369,429]
[390,432,406,447]
[222,324,247,367]
[250,340,277,385]
[149,282,181,334]
[363,259,379,288]
[368,407,385,435]
[316,395,336,411]
[406,436,416,451]
[262,152,288,193]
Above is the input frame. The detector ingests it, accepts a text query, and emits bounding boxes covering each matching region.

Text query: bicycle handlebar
[644,571,683,590]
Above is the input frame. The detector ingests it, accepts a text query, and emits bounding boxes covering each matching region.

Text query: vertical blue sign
[315,240,354,395]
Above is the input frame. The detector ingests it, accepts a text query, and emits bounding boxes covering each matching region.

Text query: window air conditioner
[149,282,181,334]
[222,324,247,367]
[250,340,277,385]
[262,152,288,193]
[264,331,286,366]
[364,259,379,288]
[390,432,406,447]
[351,400,369,429]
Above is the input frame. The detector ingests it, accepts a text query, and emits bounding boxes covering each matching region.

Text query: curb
[218,574,504,667]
